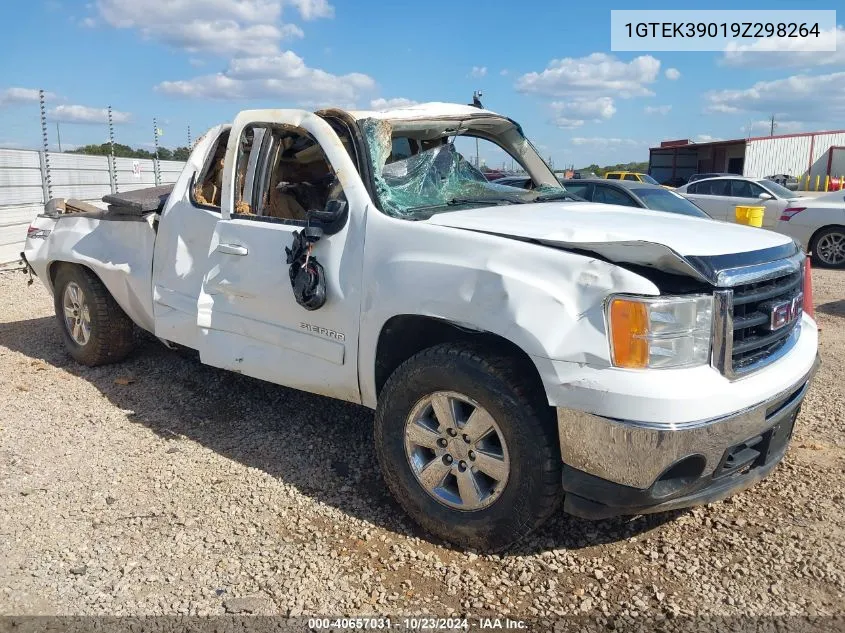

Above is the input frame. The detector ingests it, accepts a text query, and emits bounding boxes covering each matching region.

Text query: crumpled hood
[427,201,798,286]
[428,201,791,256]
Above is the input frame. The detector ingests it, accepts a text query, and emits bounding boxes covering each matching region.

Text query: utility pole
[770,114,777,137]
[55,122,62,153]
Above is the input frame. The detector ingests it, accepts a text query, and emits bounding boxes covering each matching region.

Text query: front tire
[53,265,136,366]
[374,343,562,551]
[810,225,845,268]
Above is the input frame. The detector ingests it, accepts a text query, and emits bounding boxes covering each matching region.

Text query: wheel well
[49,261,82,289]
[374,315,547,402]
[49,260,68,287]
[809,223,845,251]
[48,261,99,293]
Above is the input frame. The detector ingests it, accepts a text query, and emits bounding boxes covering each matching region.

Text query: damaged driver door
[195,110,367,404]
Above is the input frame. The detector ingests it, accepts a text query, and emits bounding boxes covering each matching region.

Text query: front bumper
[558,356,819,519]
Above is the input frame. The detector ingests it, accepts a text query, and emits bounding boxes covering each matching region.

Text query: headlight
[607,294,713,369]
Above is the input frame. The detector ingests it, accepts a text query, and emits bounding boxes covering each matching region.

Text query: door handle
[217,243,249,256]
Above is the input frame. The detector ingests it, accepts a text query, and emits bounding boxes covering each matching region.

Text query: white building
[649,129,845,186]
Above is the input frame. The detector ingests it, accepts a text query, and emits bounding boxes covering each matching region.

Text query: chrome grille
[712,259,805,378]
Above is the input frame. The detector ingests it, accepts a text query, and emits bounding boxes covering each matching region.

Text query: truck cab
[23,103,819,551]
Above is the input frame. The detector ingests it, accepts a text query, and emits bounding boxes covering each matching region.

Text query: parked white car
[677,177,845,268]
[676,176,801,229]
[21,103,819,550]
[775,190,845,268]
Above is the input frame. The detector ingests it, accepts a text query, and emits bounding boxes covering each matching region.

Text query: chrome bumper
[556,357,820,490]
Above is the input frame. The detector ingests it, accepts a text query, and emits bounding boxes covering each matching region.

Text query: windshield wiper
[447,197,522,206]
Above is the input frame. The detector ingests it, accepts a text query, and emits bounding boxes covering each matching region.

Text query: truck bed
[25,187,167,334]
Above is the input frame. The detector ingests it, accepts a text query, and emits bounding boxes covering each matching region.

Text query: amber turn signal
[608,298,649,369]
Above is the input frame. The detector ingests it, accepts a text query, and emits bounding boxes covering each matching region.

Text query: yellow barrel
[735,206,765,227]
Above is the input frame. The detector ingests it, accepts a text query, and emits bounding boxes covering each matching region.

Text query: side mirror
[758,192,773,200]
[307,199,348,235]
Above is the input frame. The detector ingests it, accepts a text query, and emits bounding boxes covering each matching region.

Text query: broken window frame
[189,129,231,212]
[231,122,348,226]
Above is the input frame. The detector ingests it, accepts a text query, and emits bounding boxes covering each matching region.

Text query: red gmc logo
[766,293,803,331]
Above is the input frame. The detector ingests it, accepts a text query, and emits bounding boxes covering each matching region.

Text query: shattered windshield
[362,118,572,219]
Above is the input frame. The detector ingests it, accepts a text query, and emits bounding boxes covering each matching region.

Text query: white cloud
[370,97,418,110]
[516,53,661,98]
[707,103,739,114]
[499,69,509,76]
[571,137,646,148]
[693,135,723,143]
[721,26,844,68]
[470,66,487,78]
[644,104,671,115]
[79,16,97,28]
[49,105,132,124]
[665,67,681,80]
[91,0,325,55]
[0,87,54,106]
[156,51,375,105]
[705,71,845,121]
[97,0,281,26]
[551,97,616,129]
[288,0,334,20]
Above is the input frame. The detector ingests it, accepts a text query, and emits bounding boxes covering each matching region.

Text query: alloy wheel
[404,391,510,511]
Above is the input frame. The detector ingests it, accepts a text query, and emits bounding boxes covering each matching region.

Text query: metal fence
[0,149,185,264]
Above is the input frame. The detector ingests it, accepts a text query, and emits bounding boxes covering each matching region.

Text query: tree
[71,143,186,161]
[73,143,137,158]
[577,161,649,175]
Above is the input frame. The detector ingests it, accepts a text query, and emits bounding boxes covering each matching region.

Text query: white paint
[428,200,792,256]
[348,102,500,122]
[678,176,802,229]
[24,212,157,332]
[23,103,817,438]
[152,124,228,349]
[773,190,845,250]
[745,135,812,179]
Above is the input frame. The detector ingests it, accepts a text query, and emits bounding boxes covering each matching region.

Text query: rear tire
[374,343,562,551]
[53,265,136,366]
[810,225,845,269]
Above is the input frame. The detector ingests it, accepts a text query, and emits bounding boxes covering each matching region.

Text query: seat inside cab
[193,126,345,222]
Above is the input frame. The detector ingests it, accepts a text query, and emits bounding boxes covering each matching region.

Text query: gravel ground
[0,266,843,624]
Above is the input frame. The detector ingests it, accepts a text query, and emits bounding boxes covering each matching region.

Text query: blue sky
[0,0,842,167]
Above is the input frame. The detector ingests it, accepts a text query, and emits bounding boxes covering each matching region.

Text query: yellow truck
[604,171,667,186]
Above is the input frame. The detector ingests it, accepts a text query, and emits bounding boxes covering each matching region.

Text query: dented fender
[25,213,157,333]
[357,213,659,408]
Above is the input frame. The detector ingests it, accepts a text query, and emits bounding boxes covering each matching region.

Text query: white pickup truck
[22,103,819,550]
